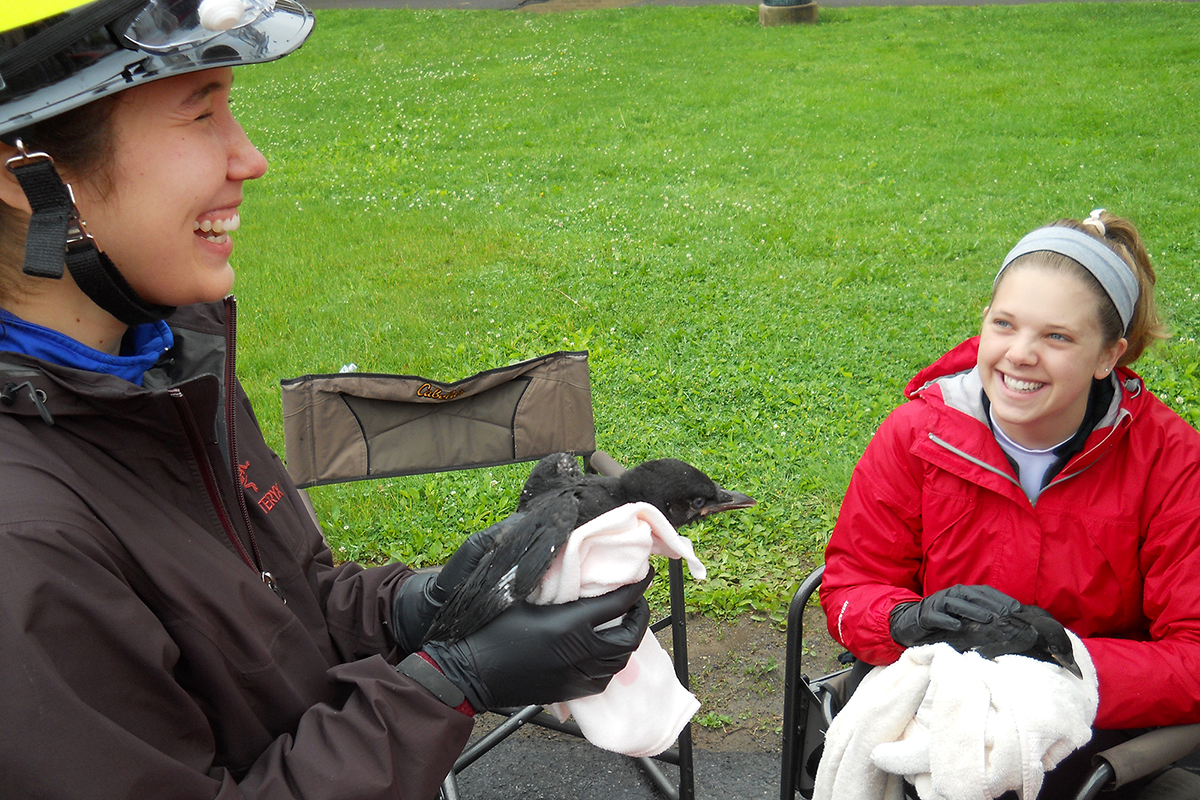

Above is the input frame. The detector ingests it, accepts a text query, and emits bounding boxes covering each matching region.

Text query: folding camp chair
[779,564,875,800]
[779,566,1200,800]
[280,351,695,800]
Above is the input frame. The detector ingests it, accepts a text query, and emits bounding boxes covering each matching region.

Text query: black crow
[517,452,758,530]
[948,604,1083,679]
[421,453,755,645]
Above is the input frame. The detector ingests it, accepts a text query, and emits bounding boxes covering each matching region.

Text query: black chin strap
[5,141,175,326]
[63,237,176,326]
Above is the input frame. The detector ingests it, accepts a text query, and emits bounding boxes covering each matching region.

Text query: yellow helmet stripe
[0,0,101,34]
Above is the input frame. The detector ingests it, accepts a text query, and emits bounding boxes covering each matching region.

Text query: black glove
[422,571,653,712]
[390,514,525,654]
[890,584,1022,648]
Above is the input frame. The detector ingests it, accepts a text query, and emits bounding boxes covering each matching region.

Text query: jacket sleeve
[0,515,472,800]
[820,404,929,666]
[292,482,415,661]
[1081,472,1200,729]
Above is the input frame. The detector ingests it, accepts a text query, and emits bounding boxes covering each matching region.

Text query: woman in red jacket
[821,210,1200,798]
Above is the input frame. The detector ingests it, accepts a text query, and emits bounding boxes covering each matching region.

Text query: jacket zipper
[1042,409,1131,491]
[171,389,257,569]
[222,298,284,603]
[928,433,1022,489]
[166,301,284,603]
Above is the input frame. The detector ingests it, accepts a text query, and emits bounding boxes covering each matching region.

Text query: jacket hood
[901,338,1145,492]
[904,337,982,401]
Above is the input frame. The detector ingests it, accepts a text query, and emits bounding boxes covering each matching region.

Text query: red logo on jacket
[239,460,282,514]
[238,461,259,493]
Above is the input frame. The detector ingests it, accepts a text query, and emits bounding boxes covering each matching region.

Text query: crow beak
[699,487,757,516]
[1054,652,1084,680]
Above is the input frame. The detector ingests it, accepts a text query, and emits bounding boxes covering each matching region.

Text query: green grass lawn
[229,2,1200,622]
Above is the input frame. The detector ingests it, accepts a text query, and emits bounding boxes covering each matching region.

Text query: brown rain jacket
[0,299,472,799]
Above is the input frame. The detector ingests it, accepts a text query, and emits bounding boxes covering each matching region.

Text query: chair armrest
[586,450,625,477]
[1098,724,1200,788]
[786,565,826,677]
[1074,724,1200,800]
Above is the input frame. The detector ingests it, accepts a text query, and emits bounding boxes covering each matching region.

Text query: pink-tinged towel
[527,502,706,758]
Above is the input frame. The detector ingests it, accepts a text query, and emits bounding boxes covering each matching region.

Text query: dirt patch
[656,605,846,754]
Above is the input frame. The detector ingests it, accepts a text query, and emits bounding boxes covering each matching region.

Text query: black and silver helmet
[1,0,313,139]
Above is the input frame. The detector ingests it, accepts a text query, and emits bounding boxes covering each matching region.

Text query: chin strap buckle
[62,181,97,257]
[5,140,97,259]
[5,139,88,280]
[3,139,49,172]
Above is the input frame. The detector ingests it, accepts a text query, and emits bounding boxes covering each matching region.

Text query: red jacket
[821,338,1200,729]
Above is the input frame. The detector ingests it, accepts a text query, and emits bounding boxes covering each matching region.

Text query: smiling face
[978,264,1127,450]
[64,67,267,308]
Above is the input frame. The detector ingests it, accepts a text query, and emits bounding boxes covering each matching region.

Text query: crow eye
[691,497,706,509]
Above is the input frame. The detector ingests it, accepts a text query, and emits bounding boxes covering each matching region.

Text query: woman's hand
[422,572,653,712]
[890,584,1022,648]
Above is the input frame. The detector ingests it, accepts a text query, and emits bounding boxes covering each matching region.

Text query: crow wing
[422,489,579,645]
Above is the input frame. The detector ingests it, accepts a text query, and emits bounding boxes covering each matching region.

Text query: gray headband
[995,226,1139,333]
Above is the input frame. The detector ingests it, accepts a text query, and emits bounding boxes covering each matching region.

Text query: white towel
[814,632,1098,800]
[527,502,706,758]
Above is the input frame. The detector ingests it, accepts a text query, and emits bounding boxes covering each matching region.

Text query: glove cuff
[889,600,922,647]
[397,653,475,717]
[391,573,439,654]
[421,642,491,713]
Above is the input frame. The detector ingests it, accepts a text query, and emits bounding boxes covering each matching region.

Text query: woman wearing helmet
[0,3,651,798]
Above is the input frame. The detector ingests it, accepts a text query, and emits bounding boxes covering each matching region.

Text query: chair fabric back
[280,350,595,488]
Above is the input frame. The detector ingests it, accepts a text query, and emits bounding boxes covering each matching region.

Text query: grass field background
[229,2,1200,621]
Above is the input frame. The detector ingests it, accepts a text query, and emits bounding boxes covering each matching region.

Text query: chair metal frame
[780,566,1200,800]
